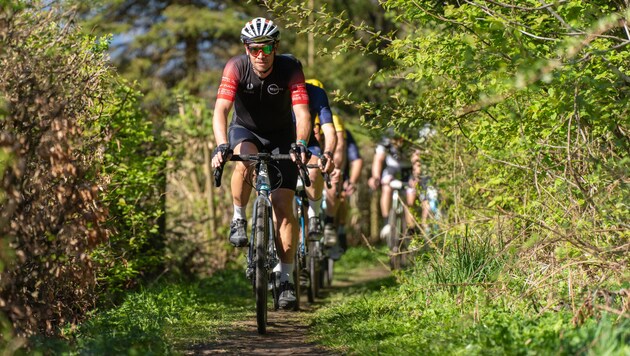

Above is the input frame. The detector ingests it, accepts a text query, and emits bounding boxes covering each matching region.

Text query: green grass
[28,268,252,355]
[309,244,630,355]
[20,244,628,355]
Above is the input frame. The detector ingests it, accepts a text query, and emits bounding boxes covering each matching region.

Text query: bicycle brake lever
[323,172,332,189]
[213,165,224,188]
[300,163,311,187]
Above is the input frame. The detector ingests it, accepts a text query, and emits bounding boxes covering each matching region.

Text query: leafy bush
[0,3,112,336]
[92,82,168,297]
[0,1,167,341]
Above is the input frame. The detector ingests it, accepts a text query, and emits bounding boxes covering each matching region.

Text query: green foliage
[162,93,235,277]
[1,2,168,343]
[67,0,266,112]
[1,2,113,336]
[428,229,506,294]
[265,0,629,307]
[28,269,251,354]
[92,82,169,296]
[311,246,630,355]
[335,244,388,271]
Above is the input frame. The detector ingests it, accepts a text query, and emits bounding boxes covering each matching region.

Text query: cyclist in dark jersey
[336,128,363,253]
[211,17,311,310]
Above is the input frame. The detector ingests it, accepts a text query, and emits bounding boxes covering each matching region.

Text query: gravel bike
[294,163,332,303]
[318,194,335,288]
[386,178,413,270]
[214,146,309,334]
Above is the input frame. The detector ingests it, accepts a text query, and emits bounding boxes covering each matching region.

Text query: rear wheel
[305,255,314,303]
[308,240,319,299]
[292,247,301,311]
[319,256,334,288]
[254,201,269,334]
[326,258,334,286]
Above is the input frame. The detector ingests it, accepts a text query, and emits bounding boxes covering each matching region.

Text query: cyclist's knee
[271,190,295,217]
[308,168,322,183]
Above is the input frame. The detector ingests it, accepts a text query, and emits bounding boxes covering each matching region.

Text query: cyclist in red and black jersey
[211,17,311,310]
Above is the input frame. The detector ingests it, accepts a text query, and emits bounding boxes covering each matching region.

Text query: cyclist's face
[246,42,276,74]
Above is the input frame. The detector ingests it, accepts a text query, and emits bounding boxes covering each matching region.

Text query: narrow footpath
[184,264,391,355]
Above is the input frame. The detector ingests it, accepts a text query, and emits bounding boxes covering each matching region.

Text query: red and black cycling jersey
[217,54,309,135]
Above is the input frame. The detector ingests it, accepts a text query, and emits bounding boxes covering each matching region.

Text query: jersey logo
[267,84,280,95]
[246,83,254,90]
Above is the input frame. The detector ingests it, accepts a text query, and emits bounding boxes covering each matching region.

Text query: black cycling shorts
[228,123,298,191]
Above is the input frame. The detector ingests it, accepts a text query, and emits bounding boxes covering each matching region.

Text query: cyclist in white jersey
[368,131,421,239]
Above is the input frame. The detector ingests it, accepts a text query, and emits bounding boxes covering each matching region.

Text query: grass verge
[28,267,252,355]
[310,244,629,355]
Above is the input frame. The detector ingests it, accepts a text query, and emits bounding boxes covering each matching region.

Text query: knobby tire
[308,240,320,299]
[255,200,269,334]
[302,213,315,303]
[388,210,405,270]
[293,247,301,311]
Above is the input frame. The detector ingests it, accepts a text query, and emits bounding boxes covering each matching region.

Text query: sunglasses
[247,43,274,56]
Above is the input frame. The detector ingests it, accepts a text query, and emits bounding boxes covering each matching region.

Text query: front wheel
[388,210,405,270]
[319,256,333,288]
[254,201,269,334]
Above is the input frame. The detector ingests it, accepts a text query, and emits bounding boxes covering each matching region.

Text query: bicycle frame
[294,164,326,302]
[246,158,278,291]
[294,178,313,301]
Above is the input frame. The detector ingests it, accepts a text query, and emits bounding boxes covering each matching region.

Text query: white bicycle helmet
[241,17,280,44]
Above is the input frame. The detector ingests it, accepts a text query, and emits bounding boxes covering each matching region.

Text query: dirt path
[184,264,391,355]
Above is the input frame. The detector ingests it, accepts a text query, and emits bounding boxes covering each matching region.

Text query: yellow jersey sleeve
[332,114,345,133]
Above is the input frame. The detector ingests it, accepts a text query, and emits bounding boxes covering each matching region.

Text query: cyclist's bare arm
[334,130,346,171]
[320,122,337,173]
[346,157,363,194]
[368,151,386,190]
[212,98,233,168]
[293,103,311,163]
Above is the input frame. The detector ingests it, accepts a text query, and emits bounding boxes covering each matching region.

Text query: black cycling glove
[212,143,232,161]
[290,142,311,160]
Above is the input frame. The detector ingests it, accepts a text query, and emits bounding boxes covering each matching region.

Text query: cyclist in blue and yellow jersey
[335,128,363,253]
[211,17,310,309]
[301,78,336,243]
[318,113,348,252]
[304,79,342,248]
[367,129,422,239]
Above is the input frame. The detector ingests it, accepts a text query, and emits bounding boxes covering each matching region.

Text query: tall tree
[68,0,265,113]
[65,0,276,275]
